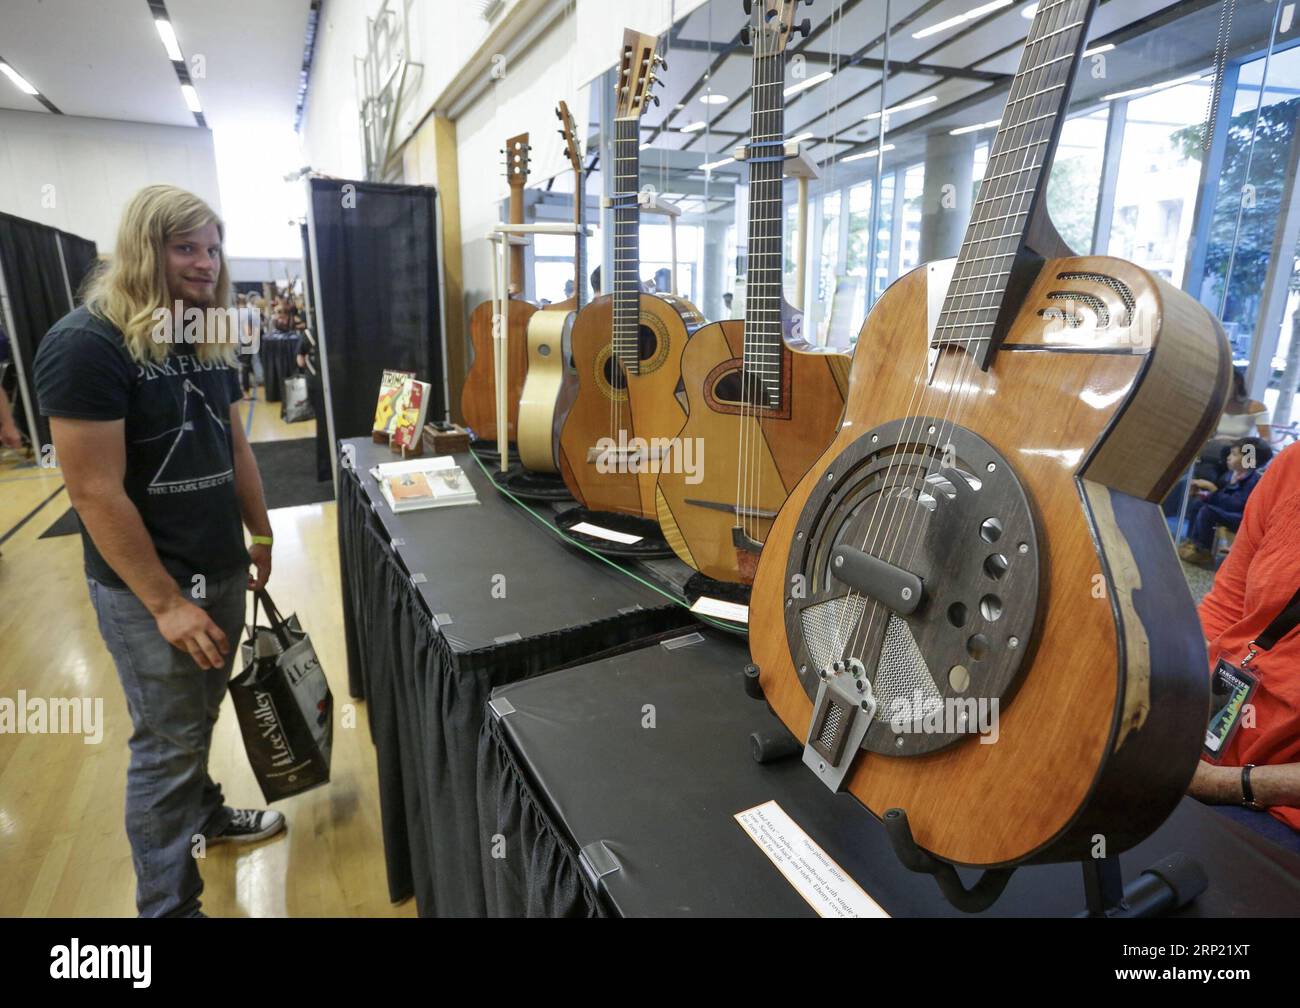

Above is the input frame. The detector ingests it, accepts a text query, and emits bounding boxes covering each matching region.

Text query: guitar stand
[554,506,676,559]
[490,463,574,502]
[740,664,1208,916]
[684,573,750,636]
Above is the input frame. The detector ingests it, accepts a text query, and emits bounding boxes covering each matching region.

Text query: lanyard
[1239,586,1300,669]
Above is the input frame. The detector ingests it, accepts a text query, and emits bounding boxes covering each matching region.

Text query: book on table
[371,456,478,512]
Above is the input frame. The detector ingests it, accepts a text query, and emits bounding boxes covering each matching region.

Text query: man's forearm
[76,492,184,614]
[233,434,271,537]
[1193,762,1300,806]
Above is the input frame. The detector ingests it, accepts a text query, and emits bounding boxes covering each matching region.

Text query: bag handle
[250,588,293,650]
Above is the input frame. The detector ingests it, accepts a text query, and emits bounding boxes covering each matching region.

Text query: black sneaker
[211,808,286,845]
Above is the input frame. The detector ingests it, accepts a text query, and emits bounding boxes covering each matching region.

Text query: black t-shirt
[34,305,249,590]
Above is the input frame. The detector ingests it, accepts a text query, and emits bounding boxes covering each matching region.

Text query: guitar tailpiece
[883,808,1015,913]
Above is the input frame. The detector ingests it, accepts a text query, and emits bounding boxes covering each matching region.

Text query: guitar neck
[933,0,1096,369]
[612,116,641,374]
[743,48,787,410]
[508,181,526,294]
[573,172,586,311]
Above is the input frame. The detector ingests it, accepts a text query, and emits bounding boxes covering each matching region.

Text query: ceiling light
[1083,43,1115,57]
[680,121,707,132]
[842,144,895,163]
[950,118,1001,135]
[784,70,833,98]
[181,84,202,113]
[155,19,184,62]
[700,93,729,105]
[1102,73,1207,102]
[864,94,938,120]
[1022,2,1038,18]
[789,132,814,144]
[913,0,1012,39]
[0,62,39,96]
[700,156,735,172]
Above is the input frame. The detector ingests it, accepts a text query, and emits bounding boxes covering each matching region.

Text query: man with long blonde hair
[34,185,285,917]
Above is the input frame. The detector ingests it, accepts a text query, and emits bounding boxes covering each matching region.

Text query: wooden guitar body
[518,298,576,472]
[557,291,705,515]
[751,255,1230,867]
[460,294,537,443]
[655,317,851,583]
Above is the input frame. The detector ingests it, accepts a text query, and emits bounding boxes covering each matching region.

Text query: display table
[259,334,299,403]
[477,629,1300,917]
[336,436,698,916]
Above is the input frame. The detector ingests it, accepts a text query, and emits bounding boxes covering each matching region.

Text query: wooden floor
[0,396,415,917]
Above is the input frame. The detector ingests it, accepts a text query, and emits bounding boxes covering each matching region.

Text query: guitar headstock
[741,0,811,56]
[502,133,530,190]
[556,101,582,179]
[614,28,664,120]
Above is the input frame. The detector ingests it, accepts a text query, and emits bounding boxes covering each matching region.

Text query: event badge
[1204,658,1257,758]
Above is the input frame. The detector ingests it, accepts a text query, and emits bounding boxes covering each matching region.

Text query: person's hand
[1191,478,1217,492]
[248,542,272,590]
[154,596,229,670]
[0,420,22,450]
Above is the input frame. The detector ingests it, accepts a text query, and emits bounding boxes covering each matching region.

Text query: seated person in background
[1178,436,1273,565]
[1163,367,1272,519]
[1190,443,1300,854]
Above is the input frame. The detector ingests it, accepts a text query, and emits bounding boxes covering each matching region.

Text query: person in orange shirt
[1192,442,1300,854]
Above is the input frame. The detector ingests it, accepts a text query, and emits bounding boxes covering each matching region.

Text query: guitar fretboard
[612,116,642,375]
[932,0,1095,368]
[743,49,787,410]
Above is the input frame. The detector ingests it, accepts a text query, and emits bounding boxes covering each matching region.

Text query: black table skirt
[260,336,298,402]
[335,439,698,916]
[477,630,1300,918]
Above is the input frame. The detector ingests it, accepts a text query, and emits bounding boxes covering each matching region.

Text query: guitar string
[837,0,1076,664]
[848,0,1083,672]
[831,0,1080,665]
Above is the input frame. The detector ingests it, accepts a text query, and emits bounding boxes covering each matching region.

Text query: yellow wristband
[250,535,274,546]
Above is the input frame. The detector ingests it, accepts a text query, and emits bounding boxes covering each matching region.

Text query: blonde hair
[85,185,236,364]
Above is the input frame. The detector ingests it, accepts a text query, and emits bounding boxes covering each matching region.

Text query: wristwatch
[1241,764,1266,811]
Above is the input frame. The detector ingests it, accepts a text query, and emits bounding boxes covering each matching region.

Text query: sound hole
[979,517,1003,543]
[983,553,1008,580]
[967,633,990,661]
[603,355,628,391]
[949,665,970,692]
[947,602,967,628]
[713,368,769,407]
[637,323,659,363]
[980,594,1003,622]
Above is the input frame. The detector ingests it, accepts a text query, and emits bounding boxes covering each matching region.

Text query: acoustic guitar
[461,133,538,444]
[518,102,585,473]
[655,4,849,586]
[557,29,706,517]
[751,0,1230,870]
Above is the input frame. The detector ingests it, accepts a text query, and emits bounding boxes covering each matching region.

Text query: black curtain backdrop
[57,230,100,304]
[0,212,94,449]
[308,179,444,449]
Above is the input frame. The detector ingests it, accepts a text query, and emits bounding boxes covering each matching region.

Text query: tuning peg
[740,25,751,45]
[653,53,667,70]
[649,94,660,107]
[795,17,811,37]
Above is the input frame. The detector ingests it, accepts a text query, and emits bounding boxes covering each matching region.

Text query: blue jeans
[88,573,248,917]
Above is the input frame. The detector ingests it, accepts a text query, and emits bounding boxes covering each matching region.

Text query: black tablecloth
[260,335,299,403]
[478,630,1300,917]
[336,437,698,916]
